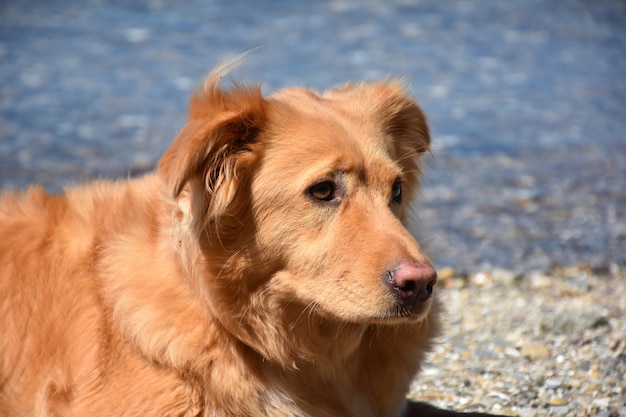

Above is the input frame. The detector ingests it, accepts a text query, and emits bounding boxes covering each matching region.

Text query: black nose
[387,262,437,307]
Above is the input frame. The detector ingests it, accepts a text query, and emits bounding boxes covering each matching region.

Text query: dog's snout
[388,262,437,306]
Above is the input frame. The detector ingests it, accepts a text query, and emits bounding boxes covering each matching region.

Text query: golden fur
[1,61,444,417]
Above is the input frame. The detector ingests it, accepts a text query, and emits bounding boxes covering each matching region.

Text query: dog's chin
[316,297,434,327]
[372,298,434,325]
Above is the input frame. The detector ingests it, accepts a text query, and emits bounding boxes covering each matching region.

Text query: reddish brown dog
[0,60,488,416]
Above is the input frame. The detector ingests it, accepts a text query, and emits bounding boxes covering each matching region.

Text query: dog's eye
[309,181,336,202]
[391,180,402,205]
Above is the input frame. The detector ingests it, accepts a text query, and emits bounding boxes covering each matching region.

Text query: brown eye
[309,181,336,202]
[391,180,402,205]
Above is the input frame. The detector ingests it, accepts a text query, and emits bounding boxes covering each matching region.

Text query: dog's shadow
[406,401,512,417]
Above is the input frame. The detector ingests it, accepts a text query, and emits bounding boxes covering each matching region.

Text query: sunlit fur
[0,60,439,417]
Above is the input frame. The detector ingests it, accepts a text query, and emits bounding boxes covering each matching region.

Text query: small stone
[487,390,511,401]
[497,408,518,417]
[479,396,500,409]
[544,377,562,388]
[516,407,537,417]
[568,379,582,389]
[474,348,499,359]
[578,360,592,372]
[438,266,456,280]
[582,383,602,395]
[471,272,492,287]
[549,397,568,406]
[592,397,610,408]
[505,347,521,357]
[491,268,518,285]
[521,343,551,360]
[529,272,552,289]
[550,405,570,416]
[589,362,601,379]
[540,311,608,335]
[602,376,617,387]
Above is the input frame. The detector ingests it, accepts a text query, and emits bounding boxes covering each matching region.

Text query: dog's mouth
[311,300,433,327]
[322,288,435,325]
[375,293,434,324]
[396,295,433,319]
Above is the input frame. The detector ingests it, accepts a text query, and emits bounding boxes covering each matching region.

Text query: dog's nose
[388,262,437,306]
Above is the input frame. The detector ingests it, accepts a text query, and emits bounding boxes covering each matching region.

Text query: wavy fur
[0,60,451,417]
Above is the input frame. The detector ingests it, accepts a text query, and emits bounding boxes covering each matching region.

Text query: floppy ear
[158,67,267,219]
[376,82,431,176]
[371,82,431,207]
[376,81,431,160]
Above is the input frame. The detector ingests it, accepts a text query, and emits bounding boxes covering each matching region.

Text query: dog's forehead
[268,86,394,152]
[262,87,402,182]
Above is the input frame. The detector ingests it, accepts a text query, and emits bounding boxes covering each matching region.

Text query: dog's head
[159,62,437,365]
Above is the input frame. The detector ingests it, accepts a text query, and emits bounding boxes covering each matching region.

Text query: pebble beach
[1,1,624,415]
[411,266,625,416]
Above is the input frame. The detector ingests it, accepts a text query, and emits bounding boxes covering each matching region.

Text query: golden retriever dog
[0,59,498,417]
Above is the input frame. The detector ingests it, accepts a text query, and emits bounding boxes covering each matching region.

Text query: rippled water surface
[1,0,624,271]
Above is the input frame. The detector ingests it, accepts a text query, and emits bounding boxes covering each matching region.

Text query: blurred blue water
[1,0,624,271]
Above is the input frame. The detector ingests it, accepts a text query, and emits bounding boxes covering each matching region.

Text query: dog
[0,58,500,417]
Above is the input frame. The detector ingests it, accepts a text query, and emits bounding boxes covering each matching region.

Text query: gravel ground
[1,1,625,416]
[410,266,625,416]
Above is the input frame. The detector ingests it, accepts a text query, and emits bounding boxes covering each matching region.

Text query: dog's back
[0,178,198,415]
[0,185,101,414]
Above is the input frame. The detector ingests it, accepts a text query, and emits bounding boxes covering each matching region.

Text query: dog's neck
[99,180,438,416]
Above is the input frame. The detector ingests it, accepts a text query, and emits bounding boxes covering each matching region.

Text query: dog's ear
[158,66,267,218]
[376,81,431,161]
[372,82,431,205]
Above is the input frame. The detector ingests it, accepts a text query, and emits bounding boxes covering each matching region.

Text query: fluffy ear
[371,81,431,207]
[332,80,430,163]
[375,81,431,159]
[158,64,267,218]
